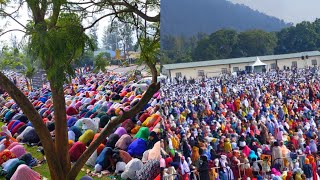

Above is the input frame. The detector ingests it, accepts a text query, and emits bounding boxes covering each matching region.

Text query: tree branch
[40,0,48,20]
[106,0,160,22]
[81,0,159,31]
[67,0,96,5]
[50,0,62,27]
[83,9,129,30]
[0,29,26,37]
[0,9,27,29]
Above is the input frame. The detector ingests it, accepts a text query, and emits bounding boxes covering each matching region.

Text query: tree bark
[67,82,160,179]
[0,72,64,179]
[146,61,158,83]
[50,83,71,177]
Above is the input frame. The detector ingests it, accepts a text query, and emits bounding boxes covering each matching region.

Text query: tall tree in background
[102,20,134,51]
[193,29,238,60]
[0,0,160,179]
[161,35,197,63]
[120,22,134,51]
[102,22,121,50]
[313,19,320,48]
[275,21,319,54]
[234,30,277,57]
[89,17,99,50]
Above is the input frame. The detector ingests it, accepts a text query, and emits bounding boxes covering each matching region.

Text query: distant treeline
[161,19,320,64]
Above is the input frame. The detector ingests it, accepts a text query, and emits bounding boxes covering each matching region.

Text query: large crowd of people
[161,68,320,180]
[3,65,320,180]
[0,70,161,180]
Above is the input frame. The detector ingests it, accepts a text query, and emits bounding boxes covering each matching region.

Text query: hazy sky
[0,4,110,48]
[228,0,320,24]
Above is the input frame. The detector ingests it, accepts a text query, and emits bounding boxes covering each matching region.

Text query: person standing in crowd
[198,155,210,180]
[179,156,190,180]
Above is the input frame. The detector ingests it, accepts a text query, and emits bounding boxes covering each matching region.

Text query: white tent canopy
[251,57,267,67]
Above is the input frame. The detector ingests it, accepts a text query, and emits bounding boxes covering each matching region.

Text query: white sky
[227,0,320,24]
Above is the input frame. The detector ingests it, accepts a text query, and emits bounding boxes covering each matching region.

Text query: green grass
[0,122,122,180]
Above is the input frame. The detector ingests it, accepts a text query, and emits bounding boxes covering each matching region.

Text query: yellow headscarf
[224,138,232,153]
[191,146,200,162]
[171,137,179,150]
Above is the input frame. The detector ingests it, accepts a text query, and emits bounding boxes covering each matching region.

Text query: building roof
[162,51,320,70]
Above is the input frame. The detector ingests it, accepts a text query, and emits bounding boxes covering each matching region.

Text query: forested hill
[160,0,292,37]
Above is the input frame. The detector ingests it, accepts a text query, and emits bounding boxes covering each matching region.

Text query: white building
[162,51,320,79]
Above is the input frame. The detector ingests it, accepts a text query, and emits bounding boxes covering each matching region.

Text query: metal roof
[162,51,320,70]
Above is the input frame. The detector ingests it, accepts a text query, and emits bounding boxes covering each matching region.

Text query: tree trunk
[67,82,160,179]
[25,77,30,91]
[0,72,64,179]
[50,83,71,177]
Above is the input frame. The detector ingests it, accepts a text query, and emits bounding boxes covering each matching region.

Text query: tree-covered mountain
[161,19,320,64]
[160,0,292,37]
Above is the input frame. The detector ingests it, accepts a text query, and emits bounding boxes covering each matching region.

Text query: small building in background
[162,51,320,79]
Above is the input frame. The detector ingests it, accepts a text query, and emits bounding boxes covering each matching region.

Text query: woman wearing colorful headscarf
[69,142,86,162]
[95,147,115,173]
[10,164,41,180]
[115,134,132,151]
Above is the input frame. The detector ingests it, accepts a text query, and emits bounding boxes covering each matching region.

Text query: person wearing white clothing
[179,156,190,180]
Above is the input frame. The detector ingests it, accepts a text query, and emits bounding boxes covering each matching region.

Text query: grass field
[0,122,122,180]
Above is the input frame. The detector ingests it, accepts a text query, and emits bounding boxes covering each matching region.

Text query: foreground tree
[0,0,160,179]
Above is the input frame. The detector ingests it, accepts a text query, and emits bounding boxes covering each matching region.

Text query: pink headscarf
[160,157,166,168]
[75,101,82,109]
[153,91,160,98]
[11,164,41,180]
[115,134,132,150]
[45,99,52,106]
[305,146,311,155]
[7,142,19,150]
[242,145,251,157]
[10,145,26,158]
[271,168,281,176]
